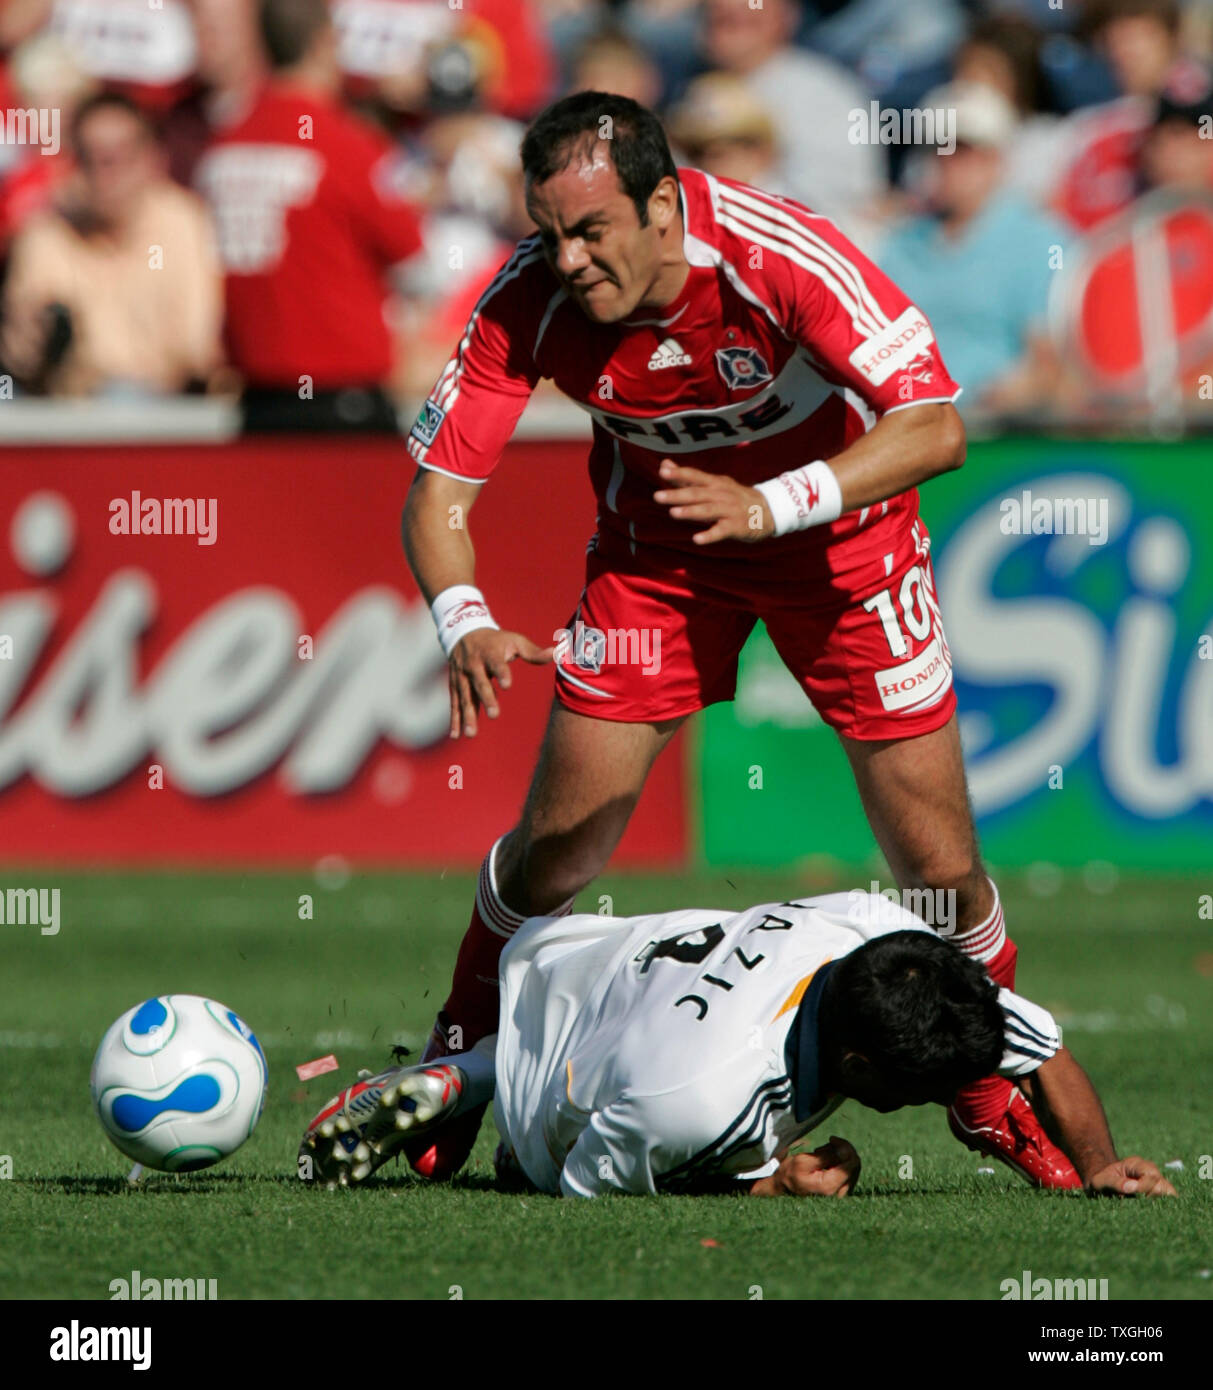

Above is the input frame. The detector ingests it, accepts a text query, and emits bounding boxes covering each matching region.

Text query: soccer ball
[90,995,268,1173]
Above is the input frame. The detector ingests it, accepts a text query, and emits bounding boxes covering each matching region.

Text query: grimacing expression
[525,146,674,324]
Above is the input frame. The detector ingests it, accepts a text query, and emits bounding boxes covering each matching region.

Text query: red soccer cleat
[405,1105,488,1181]
[948,1087,1083,1190]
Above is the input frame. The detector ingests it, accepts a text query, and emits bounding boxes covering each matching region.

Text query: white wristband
[431,584,499,659]
[755,460,844,536]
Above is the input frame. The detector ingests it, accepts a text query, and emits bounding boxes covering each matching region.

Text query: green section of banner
[699,438,1213,869]
[699,628,872,867]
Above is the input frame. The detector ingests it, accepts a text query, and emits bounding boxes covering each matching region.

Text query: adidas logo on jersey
[647,338,692,371]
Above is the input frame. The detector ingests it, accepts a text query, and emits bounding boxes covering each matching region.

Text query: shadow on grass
[25,1169,510,1197]
[29,1172,1023,1200]
[858,1179,1021,1198]
[25,1172,309,1196]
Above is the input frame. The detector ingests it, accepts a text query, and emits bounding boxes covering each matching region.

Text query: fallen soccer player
[300,891,1176,1198]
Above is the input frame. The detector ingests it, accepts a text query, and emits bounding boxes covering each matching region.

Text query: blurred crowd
[0,0,1211,426]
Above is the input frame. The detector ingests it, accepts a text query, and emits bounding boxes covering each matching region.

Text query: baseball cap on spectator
[923,80,1018,151]
[667,72,776,156]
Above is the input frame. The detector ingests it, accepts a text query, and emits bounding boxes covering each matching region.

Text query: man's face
[75,108,160,224]
[1142,119,1213,192]
[1100,16,1175,97]
[525,145,673,324]
[188,0,261,86]
[930,143,1002,220]
[686,135,775,187]
[702,0,790,74]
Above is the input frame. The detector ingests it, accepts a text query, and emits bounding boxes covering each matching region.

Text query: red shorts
[553,518,955,740]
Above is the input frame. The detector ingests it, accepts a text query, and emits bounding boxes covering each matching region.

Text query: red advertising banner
[0,435,687,867]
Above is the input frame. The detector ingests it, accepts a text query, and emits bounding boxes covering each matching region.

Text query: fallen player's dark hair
[520,91,679,227]
[824,931,1004,1095]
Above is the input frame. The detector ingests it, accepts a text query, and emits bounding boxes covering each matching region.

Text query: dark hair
[569,23,652,74]
[520,90,678,226]
[963,16,1047,115]
[1154,84,1213,128]
[1079,0,1181,40]
[259,0,331,70]
[823,931,1004,1094]
[71,91,157,155]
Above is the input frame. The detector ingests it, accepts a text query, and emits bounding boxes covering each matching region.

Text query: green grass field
[2,868,1210,1301]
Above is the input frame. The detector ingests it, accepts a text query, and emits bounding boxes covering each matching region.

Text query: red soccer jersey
[407,169,961,580]
[195,84,423,390]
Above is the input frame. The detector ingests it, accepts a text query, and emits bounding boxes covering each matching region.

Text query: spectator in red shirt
[162,0,269,186]
[194,0,424,432]
[1053,0,1211,230]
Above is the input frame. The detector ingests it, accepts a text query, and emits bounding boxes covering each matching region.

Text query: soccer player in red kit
[397,92,1079,1189]
[195,0,423,431]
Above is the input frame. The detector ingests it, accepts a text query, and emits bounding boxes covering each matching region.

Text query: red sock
[953,880,1017,1127]
[437,837,572,1052]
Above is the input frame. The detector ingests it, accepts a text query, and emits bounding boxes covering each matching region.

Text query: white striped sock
[955,880,1006,965]
[475,837,527,940]
[475,837,576,938]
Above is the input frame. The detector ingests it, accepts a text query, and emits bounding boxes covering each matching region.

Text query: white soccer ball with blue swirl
[90,995,268,1172]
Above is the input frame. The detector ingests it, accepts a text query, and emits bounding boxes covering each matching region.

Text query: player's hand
[449,628,554,739]
[652,459,775,545]
[1085,1156,1177,1199]
[754,1136,860,1197]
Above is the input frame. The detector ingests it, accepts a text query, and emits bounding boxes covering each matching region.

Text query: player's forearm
[827,401,966,513]
[1019,1047,1119,1186]
[401,468,481,604]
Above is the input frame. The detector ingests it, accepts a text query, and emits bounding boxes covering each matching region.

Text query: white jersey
[493,893,1061,1198]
